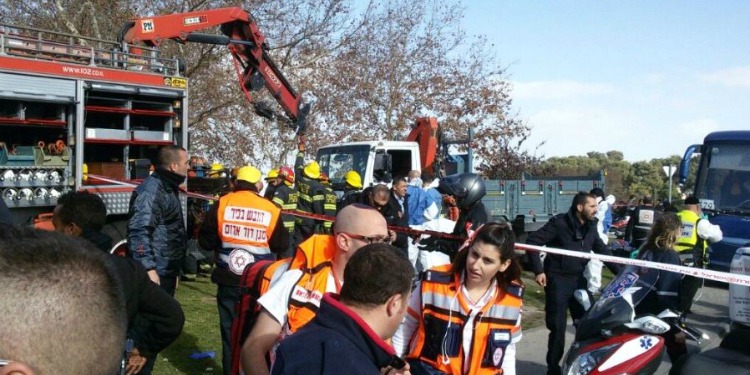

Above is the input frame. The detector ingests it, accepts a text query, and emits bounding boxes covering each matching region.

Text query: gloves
[418,236,456,257]
[298,137,306,153]
[417,236,440,251]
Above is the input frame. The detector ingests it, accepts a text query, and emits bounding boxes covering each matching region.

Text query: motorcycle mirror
[656,309,680,319]
[626,316,670,335]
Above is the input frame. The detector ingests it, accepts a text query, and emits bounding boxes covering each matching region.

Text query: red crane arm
[406,117,441,174]
[119,7,309,133]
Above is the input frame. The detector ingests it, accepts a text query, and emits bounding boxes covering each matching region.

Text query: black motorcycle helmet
[438,173,486,209]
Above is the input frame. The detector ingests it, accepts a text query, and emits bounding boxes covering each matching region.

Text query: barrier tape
[85,173,750,286]
[516,243,750,287]
[86,174,466,241]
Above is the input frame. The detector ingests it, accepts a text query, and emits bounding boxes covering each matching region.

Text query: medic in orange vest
[392,222,524,375]
[240,204,392,375]
[199,165,290,375]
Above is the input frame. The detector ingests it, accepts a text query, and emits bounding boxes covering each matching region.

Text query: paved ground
[517,282,730,375]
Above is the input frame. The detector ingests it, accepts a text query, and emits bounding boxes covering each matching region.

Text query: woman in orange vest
[392,222,523,375]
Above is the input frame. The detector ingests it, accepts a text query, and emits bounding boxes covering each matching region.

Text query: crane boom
[119,7,309,133]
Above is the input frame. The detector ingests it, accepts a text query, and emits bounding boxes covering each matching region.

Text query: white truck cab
[316,140,421,190]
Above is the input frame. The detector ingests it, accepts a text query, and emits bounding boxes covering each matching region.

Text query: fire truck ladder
[0,23,182,76]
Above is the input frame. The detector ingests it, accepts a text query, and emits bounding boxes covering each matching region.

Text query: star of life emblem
[493,347,504,366]
[228,248,254,275]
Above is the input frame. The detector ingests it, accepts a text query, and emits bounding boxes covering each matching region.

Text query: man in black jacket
[360,184,401,249]
[387,177,410,256]
[53,191,185,375]
[128,145,189,296]
[529,191,619,375]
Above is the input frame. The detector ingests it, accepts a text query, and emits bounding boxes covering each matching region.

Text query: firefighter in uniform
[337,170,363,211]
[294,139,326,240]
[198,166,290,375]
[675,196,723,314]
[318,172,338,234]
[271,166,300,259]
[263,168,279,200]
[392,223,524,375]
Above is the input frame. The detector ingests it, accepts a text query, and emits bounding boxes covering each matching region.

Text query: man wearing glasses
[242,204,393,375]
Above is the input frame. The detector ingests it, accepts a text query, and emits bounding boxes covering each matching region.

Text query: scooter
[562,265,705,375]
[673,247,750,375]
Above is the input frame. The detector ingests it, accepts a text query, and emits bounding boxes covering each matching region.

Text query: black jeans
[160,275,178,297]
[679,275,703,314]
[217,284,242,375]
[544,274,588,375]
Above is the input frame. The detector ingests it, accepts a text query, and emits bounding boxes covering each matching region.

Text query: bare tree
[2,0,536,176]
[304,0,534,179]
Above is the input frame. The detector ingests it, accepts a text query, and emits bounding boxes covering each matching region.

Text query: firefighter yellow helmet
[303,161,321,179]
[236,166,262,184]
[265,169,279,181]
[209,163,224,178]
[344,170,362,189]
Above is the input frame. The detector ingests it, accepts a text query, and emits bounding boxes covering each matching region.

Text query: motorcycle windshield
[575,265,659,340]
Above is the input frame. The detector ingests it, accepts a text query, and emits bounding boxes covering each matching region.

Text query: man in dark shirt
[271,243,413,375]
[53,191,185,375]
[624,195,662,249]
[528,191,619,375]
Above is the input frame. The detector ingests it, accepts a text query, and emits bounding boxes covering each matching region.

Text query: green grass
[154,277,223,375]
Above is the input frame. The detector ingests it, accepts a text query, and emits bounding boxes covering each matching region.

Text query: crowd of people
[0,143,725,375]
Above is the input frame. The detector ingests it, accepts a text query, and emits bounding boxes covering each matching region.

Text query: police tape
[86,174,220,201]
[283,209,466,241]
[86,173,750,286]
[86,173,465,241]
[516,243,750,287]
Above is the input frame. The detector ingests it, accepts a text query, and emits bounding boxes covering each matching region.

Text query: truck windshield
[695,143,750,212]
[316,145,370,186]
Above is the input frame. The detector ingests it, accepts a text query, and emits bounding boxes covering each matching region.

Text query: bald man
[241,204,391,375]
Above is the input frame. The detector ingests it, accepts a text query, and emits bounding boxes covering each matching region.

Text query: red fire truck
[0,8,307,237]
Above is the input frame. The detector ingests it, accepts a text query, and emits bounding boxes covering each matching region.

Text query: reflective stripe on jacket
[216,190,280,275]
[407,265,523,375]
[321,186,337,232]
[272,184,299,234]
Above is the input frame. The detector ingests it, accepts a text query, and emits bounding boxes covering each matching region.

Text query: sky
[462,1,750,162]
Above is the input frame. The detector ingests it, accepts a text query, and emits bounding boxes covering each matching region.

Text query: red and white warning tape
[516,243,750,287]
[85,173,750,286]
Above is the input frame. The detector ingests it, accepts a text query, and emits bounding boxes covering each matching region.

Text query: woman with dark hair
[635,212,686,363]
[392,223,523,375]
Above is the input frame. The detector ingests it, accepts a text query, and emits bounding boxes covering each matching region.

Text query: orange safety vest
[277,234,338,334]
[406,265,523,375]
[217,190,280,275]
